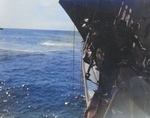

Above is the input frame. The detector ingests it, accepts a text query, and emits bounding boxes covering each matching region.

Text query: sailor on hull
[82,18,150,118]
[59,0,150,117]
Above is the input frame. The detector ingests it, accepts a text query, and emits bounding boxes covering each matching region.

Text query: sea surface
[0,28,85,118]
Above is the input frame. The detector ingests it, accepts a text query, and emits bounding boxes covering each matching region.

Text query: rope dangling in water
[72,25,75,94]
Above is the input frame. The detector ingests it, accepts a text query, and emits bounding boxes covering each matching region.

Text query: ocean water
[0,29,85,118]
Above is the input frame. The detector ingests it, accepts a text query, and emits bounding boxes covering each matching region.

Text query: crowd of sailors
[82,18,150,117]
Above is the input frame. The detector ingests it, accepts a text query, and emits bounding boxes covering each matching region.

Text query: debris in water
[65,102,69,105]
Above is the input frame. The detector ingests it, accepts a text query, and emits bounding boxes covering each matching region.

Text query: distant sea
[0,28,85,118]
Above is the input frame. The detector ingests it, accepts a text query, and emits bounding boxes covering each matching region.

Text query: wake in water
[40,40,73,47]
[0,40,73,56]
[0,29,82,55]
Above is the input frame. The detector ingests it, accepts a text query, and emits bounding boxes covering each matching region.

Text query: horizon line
[1,27,78,32]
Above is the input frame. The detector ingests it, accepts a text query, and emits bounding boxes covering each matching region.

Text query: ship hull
[59,0,150,117]
[60,0,150,48]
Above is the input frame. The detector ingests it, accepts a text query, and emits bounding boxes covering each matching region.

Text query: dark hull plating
[59,0,150,117]
[60,0,150,48]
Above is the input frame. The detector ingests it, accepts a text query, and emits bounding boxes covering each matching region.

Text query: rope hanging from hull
[72,25,75,94]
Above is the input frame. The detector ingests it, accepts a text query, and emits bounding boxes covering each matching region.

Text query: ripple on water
[0,29,84,118]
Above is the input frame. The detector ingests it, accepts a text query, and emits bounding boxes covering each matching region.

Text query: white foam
[0,40,73,55]
[41,41,73,47]
[0,47,37,53]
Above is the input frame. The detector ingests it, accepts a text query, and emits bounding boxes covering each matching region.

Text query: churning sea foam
[40,41,73,47]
